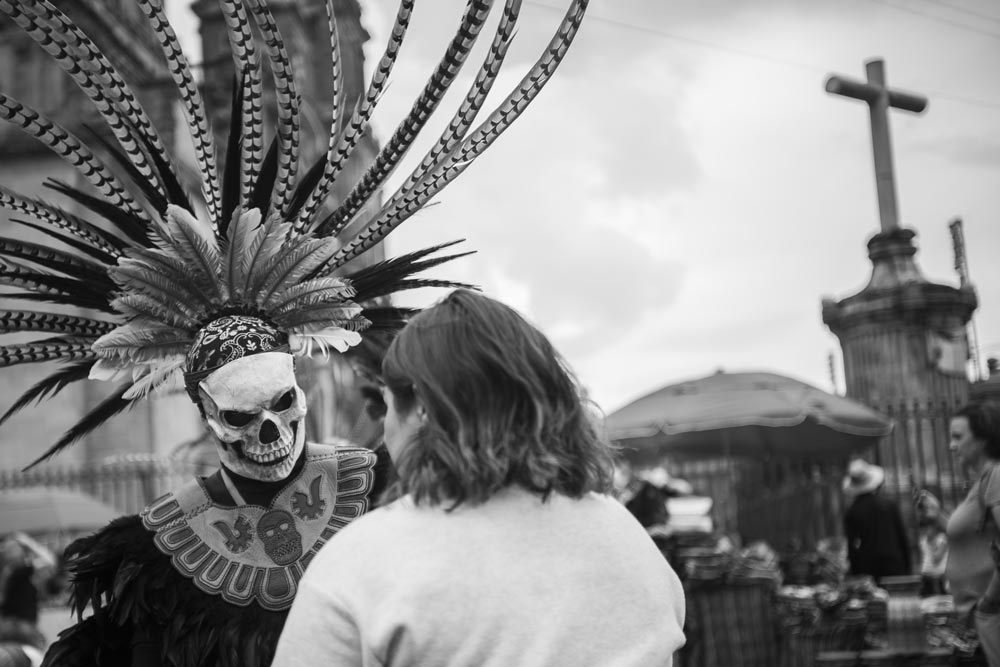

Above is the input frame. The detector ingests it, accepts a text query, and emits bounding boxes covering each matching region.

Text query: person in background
[915,493,949,597]
[0,537,45,665]
[918,400,1000,666]
[272,289,687,667]
[843,459,912,580]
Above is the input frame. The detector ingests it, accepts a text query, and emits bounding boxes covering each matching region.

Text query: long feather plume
[0,93,150,222]
[219,0,264,207]
[0,188,122,257]
[0,0,166,197]
[310,0,493,237]
[0,0,589,461]
[267,277,356,315]
[379,0,520,222]
[0,311,114,338]
[0,359,94,428]
[329,0,590,268]
[293,0,416,232]
[27,383,134,468]
[0,341,95,369]
[243,0,300,219]
[8,218,117,266]
[0,237,110,282]
[137,0,222,226]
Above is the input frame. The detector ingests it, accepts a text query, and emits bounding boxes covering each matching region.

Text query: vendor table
[676,579,779,667]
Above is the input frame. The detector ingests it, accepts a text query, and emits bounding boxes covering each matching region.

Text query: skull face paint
[198,352,307,482]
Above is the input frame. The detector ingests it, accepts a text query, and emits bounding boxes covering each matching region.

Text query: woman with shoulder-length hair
[917,400,1000,666]
[273,289,686,667]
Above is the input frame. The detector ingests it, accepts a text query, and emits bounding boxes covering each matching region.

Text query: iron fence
[0,454,202,516]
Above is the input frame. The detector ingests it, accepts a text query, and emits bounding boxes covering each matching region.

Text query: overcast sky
[172,1,1000,415]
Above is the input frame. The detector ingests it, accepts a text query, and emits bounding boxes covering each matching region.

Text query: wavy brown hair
[380,289,615,508]
[954,400,1000,460]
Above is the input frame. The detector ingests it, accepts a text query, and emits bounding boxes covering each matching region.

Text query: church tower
[822,59,977,510]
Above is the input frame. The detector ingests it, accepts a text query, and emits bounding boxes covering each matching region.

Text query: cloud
[913,133,1000,168]
[370,0,1000,414]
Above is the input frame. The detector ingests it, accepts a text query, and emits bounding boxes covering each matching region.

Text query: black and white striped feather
[0,0,589,465]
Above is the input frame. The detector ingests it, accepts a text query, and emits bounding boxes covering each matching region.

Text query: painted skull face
[198,352,307,482]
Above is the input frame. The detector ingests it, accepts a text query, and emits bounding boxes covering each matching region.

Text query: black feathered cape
[43,444,390,667]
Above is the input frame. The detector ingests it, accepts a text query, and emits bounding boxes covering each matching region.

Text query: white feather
[288,326,362,358]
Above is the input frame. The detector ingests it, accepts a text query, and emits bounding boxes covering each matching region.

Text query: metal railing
[0,454,201,516]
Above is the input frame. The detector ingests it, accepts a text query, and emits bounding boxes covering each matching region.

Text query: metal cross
[826,58,927,233]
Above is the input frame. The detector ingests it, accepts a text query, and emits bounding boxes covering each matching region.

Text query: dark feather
[9,217,118,265]
[0,291,112,313]
[0,268,112,311]
[49,516,290,667]
[137,0,221,225]
[284,152,328,221]
[389,0,519,208]
[344,240,472,299]
[244,0,299,219]
[26,381,134,469]
[0,310,113,337]
[0,236,111,283]
[45,179,151,247]
[250,136,279,220]
[314,0,492,238]
[85,125,168,216]
[0,0,164,193]
[329,0,590,268]
[359,305,419,331]
[0,341,94,372]
[220,70,248,236]
[135,124,193,216]
[292,0,416,232]
[0,359,94,428]
[0,92,149,221]
[0,188,123,254]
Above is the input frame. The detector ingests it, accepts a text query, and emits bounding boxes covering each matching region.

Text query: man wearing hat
[843,459,912,579]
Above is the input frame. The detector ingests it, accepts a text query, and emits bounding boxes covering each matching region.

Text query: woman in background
[918,400,1000,666]
[273,289,686,667]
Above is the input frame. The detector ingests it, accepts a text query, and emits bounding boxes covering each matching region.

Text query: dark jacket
[0,565,38,624]
[844,491,912,579]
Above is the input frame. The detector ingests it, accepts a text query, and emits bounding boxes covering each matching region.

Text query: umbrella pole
[724,430,733,535]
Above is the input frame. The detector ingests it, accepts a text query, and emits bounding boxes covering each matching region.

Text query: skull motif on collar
[198,352,307,482]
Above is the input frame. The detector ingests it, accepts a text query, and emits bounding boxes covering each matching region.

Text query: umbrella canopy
[0,486,121,535]
[606,371,893,463]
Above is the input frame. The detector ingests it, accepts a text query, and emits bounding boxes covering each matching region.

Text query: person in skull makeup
[44,315,387,666]
[0,0,590,664]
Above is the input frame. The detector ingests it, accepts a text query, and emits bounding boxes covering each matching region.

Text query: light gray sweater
[273,487,685,667]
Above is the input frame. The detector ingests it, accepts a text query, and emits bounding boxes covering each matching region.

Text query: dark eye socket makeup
[222,410,254,427]
[272,389,295,411]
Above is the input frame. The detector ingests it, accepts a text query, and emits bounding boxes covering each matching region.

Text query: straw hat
[842,459,885,496]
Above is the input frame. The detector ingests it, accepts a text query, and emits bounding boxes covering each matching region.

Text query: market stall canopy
[0,486,121,535]
[606,371,893,463]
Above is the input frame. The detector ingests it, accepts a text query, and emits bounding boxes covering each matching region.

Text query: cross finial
[826,59,927,233]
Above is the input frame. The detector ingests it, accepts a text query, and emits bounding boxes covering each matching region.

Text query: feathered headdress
[0,0,589,466]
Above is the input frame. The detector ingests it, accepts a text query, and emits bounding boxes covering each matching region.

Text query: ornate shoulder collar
[141,444,376,611]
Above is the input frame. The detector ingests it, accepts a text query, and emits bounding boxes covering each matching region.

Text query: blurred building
[823,228,977,510]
